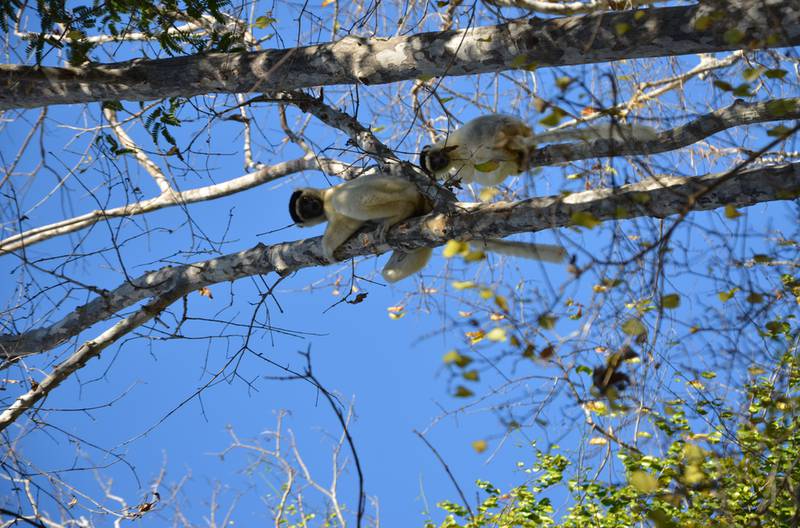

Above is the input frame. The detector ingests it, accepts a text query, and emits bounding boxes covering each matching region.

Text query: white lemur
[289,173,566,282]
[419,114,658,186]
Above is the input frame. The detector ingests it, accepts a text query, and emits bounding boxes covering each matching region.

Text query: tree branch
[2,162,797,363]
[0,155,353,255]
[527,98,800,168]
[2,2,798,110]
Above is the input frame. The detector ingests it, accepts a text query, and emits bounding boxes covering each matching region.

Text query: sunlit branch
[0,155,354,255]
[1,161,797,365]
[486,0,668,16]
[103,107,172,194]
[527,98,800,168]
[2,2,797,110]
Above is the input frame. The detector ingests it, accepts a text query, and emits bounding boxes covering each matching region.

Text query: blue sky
[1,1,799,526]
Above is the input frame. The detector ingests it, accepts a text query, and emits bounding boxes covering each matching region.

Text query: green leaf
[254,15,276,28]
[742,67,763,82]
[622,318,646,336]
[767,124,792,137]
[462,370,480,381]
[693,15,713,31]
[746,292,764,304]
[538,314,556,330]
[718,287,739,302]
[764,68,788,79]
[511,55,529,68]
[723,28,744,44]
[713,80,733,91]
[570,211,601,229]
[660,294,680,309]
[539,108,566,127]
[454,385,474,398]
[474,160,500,172]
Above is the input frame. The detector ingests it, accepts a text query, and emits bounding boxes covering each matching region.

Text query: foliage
[431,334,800,527]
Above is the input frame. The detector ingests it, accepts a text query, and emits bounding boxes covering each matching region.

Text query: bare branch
[103,106,172,194]
[0,290,183,435]
[2,2,798,110]
[0,155,348,255]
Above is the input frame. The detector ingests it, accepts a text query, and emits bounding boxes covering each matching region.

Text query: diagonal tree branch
[0,161,797,432]
[526,97,800,168]
[0,155,356,255]
[2,2,798,110]
[1,161,798,363]
[3,98,795,255]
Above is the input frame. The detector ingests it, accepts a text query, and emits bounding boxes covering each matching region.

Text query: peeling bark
[2,2,798,110]
[1,162,797,361]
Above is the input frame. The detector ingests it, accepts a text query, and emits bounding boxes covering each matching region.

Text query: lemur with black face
[419,114,658,186]
[289,173,566,282]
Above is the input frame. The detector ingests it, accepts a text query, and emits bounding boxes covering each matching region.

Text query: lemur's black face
[289,190,325,225]
[419,145,456,174]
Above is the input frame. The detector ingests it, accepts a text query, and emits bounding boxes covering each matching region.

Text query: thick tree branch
[3,98,794,255]
[486,0,668,16]
[1,162,797,363]
[527,97,800,168]
[2,2,798,110]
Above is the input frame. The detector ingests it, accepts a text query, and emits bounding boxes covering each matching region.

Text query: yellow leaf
[387,305,404,313]
[443,240,468,258]
[555,76,573,90]
[494,295,509,312]
[687,380,705,390]
[584,400,607,414]
[388,312,405,320]
[718,287,739,302]
[452,280,476,290]
[471,439,488,453]
[466,330,485,344]
[198,287,213,299]
[463,250,486,262]
[479,288,493,299]
[588,437,608,446]
[724,204,742,219]
[614,22,631,36]
[321,0,334,6]
[479,187,499,202]
[490,312,505,321]
[443,350,473,368]
[485,327,507,342]
[462,369,479,381]
[629,471,659,493]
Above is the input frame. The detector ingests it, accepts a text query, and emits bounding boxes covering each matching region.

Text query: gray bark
[1,161,798,361]
[2,2,798,110]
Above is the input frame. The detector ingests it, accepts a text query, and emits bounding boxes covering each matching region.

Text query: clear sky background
[1,1,798,526]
